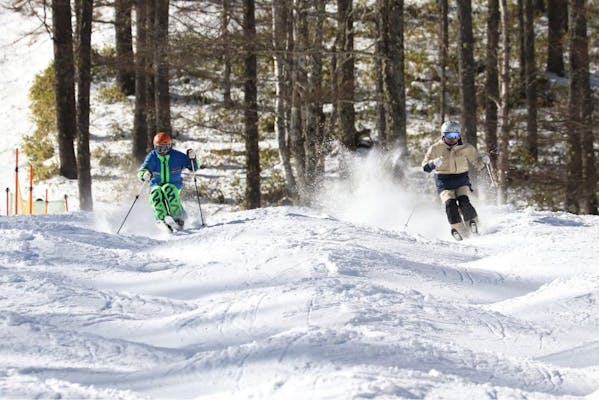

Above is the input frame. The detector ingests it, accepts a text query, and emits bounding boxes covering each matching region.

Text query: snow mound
[1,206,599,399]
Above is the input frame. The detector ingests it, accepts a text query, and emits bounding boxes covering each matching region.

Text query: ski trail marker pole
[116,180,147,234]
[190,156,205,227]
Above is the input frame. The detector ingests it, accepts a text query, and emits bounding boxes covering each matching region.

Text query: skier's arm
[466,146,486,171]
[186,149,200,171]
[184,158,199,171]
[137,153,154,182]
[138,170,152,182]
[422,147,440,173]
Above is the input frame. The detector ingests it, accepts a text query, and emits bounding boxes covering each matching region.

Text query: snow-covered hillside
[2,4,599,399]
[1,204,599,399]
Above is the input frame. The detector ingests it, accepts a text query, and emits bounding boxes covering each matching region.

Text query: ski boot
[451,228,463,241]
[164,215,183,232]
[450,222,466,241]
[467,219,479,235]
[156,219,174,233]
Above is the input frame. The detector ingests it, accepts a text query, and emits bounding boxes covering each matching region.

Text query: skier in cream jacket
[422,120,490,240]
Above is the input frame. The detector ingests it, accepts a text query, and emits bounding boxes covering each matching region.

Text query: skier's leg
[456,185,478,222]
[149,186,169,221]
[161,183,185,219]
[444,198,461,223]
[456,186,479,234]
[441,190,465,239]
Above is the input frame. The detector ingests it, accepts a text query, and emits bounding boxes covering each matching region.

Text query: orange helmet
[153,132,172,146]
[153,132,172,155]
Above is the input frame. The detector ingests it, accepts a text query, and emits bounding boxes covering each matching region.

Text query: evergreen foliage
[21,1,598,212]
[97,84,128,104]
[23,64,58,180]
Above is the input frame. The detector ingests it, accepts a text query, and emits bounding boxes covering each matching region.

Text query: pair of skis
[158,215,185,234]
[450,160,494,241]
[451,219,479,241]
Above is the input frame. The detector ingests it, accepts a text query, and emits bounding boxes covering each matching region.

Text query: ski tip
[451,228,463,241]
[468,220,479,235]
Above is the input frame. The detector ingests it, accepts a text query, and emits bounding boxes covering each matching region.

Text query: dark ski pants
[440,186,478,226]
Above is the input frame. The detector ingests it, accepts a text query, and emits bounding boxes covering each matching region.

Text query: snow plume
[315,146,447,239]
[92,192,206,237]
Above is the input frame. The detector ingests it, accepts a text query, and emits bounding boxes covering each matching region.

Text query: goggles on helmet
[443,132,460,140]
[155,144,172,155]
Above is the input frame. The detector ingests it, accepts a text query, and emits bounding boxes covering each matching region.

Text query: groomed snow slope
[1,205,599,399]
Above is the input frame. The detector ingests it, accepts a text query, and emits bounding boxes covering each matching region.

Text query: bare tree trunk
[485,0,499,164]
[379,0,407,156]
[76,0,94,211]
[524,0,538,160]
[290,0,307,193]
[337,0,356,150]
[154,0,171,133]
[133,0,148,162]
[305,0,326,188]
[222,0,232,107]
[497,0,511,205]
[566,98,582,212]
[243,0,261,209]
[374,14,387,148]
[272,0,297,199]
[438,0,448,124]
[52,0,78,179]
[576,6,597,214]
[115,0,135,95]
[517,0,526,100]
[457,0,477,147]
[546,0,567,76]
[146,0,157,140]
[536,0,546,11]
[327,42,339,153]
[565,0,582,214]
[568,0,596,214]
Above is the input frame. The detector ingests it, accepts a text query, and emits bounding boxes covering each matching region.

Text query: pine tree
[243,0,260,209]
[76,0,94,210]
[52,0,78,179]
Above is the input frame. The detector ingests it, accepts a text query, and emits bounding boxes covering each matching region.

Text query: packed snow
[2,198,599,399]
[2,3,599,400]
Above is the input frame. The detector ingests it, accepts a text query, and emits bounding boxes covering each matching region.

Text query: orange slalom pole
[29,165,33,215]
[14,149,19,215]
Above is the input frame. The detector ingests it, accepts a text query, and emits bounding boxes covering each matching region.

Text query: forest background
[5,0,599,216]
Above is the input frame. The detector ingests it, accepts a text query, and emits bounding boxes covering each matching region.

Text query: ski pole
[404,204,419,230]
[405,171,435,230]
[485,163,497,188]
[190,156,205,227]
[116,180,147,234]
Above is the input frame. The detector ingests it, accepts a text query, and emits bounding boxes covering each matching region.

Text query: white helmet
[441,120,461,135]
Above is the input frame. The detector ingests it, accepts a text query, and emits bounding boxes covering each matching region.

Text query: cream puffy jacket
[422,139,485,175]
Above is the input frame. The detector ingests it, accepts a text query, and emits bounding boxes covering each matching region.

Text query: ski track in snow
[1,206,599,399]
[2,3,598,399]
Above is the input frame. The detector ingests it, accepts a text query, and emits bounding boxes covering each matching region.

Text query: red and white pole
[14,149,19,215]
[29,164,33,215]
